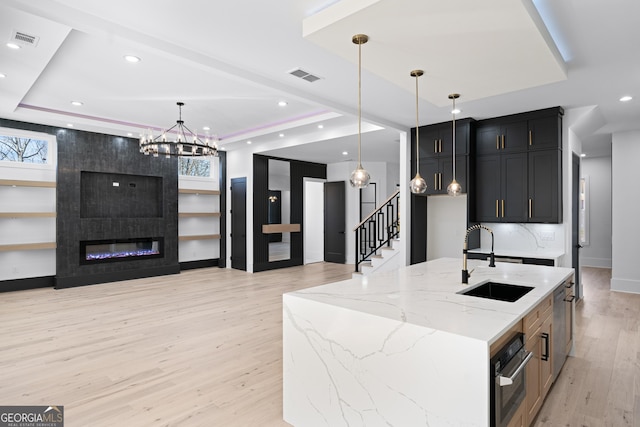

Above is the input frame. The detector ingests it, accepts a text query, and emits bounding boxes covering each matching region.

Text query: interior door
[231,177,247,271]
[572,153,581,299]
[324,181,345,263]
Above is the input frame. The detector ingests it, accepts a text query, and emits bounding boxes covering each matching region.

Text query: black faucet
[462,224,495,284]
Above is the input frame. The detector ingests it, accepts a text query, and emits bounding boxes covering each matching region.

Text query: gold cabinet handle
[439,173,442,190]
[501,199,505,218]
[439,139,442,153]
[501,134,505,150]
[529,199,532,218]
[434,140,437,153]
[496,200,499,218]
[434,173,438,189]
[496,135,500,150]
[529,130,533,146]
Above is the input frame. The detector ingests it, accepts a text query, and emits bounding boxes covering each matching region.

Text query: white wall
[580,155,612,268]
[426,195,467,260]
[611,131,640,293]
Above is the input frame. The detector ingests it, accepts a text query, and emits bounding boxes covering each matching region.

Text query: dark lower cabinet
[474,153,527,222]
[421,156,467,195]
[474,150,561,224]
[528,150,562,223]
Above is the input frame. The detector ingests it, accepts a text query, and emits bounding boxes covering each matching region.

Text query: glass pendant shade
[410,172,427,194]
[447,178,462,196]
[350,164,371,188]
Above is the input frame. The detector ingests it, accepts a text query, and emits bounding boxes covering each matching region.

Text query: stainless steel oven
[490,333,533,427]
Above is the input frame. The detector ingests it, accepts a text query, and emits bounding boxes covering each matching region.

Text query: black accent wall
[252,154,326,272]
[0,118,180,289]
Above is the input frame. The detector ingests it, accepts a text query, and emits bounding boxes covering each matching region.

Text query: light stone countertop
[287,257,574,345]
[468,247,565,262]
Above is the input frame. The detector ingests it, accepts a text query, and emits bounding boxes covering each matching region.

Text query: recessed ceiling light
[620,95,633,102]
[124,55,141,63]
[6,42,20,50]
[278,100,288,107]
[580,153,586,157]
[202,126,210,131]
[246,140,252,145]
[279,133,284,137]
[342,151,348,156]
[452,108,461,115]
[70,101,83,106]
[67,123,74,128]
[317,124,323,129]
[127,133,133,137]
[0,73,5,78]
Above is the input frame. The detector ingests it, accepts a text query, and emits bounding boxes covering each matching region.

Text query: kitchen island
[283,257,574,426]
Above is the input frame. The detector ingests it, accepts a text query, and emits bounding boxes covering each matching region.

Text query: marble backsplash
[478,222,565,252]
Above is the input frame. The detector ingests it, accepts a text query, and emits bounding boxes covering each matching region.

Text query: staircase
[353,190,401,277]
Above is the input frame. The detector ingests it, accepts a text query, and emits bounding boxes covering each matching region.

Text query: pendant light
[409,70,427,194]
[447,93,462,196]
[349,34,371,189]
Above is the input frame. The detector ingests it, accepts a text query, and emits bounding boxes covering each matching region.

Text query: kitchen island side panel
[283,293,490,427]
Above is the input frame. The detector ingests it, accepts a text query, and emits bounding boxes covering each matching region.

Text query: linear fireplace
[80,237,164,265]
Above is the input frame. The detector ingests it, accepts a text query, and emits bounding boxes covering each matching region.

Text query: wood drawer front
[524,295,553,340]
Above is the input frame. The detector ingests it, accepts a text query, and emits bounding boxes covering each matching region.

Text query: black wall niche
[253,154,326,272]
[0,117,179,289]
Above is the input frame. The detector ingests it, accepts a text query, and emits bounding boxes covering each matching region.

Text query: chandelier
[139,102,218,157]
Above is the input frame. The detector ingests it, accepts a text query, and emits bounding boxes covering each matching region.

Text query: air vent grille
[11,30,39,47]
[288,68,322,83]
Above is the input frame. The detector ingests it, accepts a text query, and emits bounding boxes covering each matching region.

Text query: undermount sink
[460,281,534,302]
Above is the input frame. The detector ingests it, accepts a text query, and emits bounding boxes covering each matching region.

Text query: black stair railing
[354,189,400,273]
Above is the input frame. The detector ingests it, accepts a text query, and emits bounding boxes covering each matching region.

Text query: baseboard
[180,259,219,270]
[610,277,640,294]
[0,276,55,293]
[580,257,612,268]
[55,265,180,289]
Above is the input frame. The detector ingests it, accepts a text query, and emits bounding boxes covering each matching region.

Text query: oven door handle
[497,351,533,387]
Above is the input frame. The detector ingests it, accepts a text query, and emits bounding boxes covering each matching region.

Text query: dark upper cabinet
[528,115,562,150]
[528,150,562,223]
[474,155,501,222]
[476,120,528,155]
[418,119,472,158]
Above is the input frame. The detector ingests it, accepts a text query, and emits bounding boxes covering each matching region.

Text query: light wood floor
[0,265,637,426]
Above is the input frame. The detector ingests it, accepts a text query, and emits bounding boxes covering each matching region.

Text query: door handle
[501,200,505,218]
[497,351,533,386]
[541,332,550,361]
[501,134,505,150]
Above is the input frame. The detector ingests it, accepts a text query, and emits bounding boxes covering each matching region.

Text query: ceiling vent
[11,30,39,47]
[288,68,322,83]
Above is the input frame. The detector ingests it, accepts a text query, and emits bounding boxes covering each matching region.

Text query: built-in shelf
[0,179,56,188]
[179,234,221,241]
[0,212,56,218]
[178,212,221,218]
[0,242,57,251]
[262,223,301,234]
[178,189,220,195]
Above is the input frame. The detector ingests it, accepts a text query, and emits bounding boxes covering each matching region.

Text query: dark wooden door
[231,177,247,271]
[528,150,560,222]
[501,121,528,152]
[502,152,528,222]
[422,157,441,195]
[324,181,345,263]
[476,123,501,155]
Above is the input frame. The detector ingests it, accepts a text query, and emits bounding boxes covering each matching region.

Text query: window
[0,134,48,163]
[178,157,211,177]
